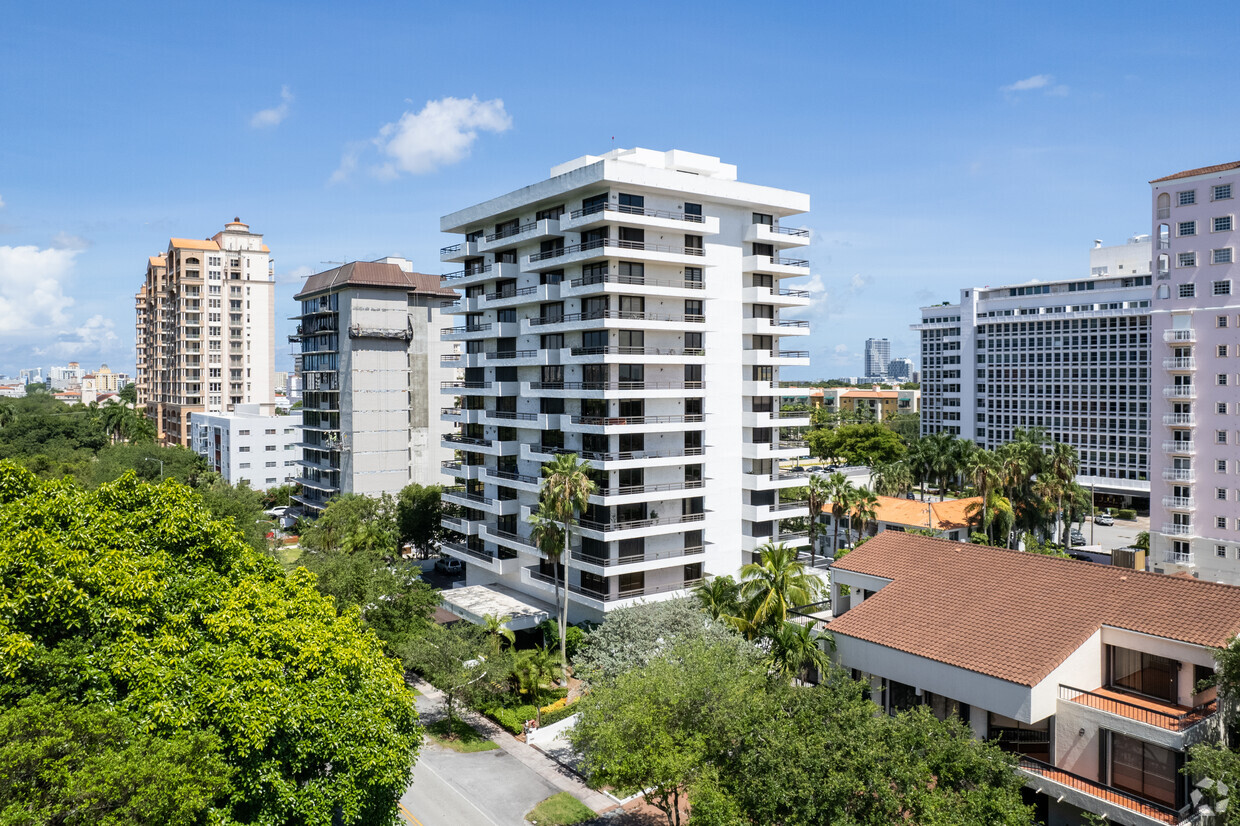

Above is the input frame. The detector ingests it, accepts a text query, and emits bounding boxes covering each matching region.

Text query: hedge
[479,691,578,735]
[1116,508,1137,520]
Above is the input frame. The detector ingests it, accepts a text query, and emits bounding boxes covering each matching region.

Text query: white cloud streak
[1001,74,1069,96]
[0,245,77,335]
[332,95,512,182]
[251,85,294,128]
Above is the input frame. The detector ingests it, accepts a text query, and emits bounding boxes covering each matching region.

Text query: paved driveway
[401,741,560,826]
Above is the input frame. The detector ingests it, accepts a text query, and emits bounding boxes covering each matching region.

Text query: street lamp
[142,457,164,479]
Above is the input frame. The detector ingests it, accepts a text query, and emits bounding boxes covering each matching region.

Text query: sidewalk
[410,676,617,814]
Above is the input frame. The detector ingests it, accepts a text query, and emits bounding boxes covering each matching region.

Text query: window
[1216,281,1232,295]
[1179,190,1197,206]
[1220,345,1230,357]
[1219,402,1229,414]
[265,445,276,451]
[1179,220,1197,237]
[1219,545,1229,559]
[1178,252,1197,269]
[239,429,250,435]
[239,462,250,469]
[1219,459,1229,473]
[1220,516,1229,529]
[1106,731,1178,807]
[239,446,250,453]
[1219,488,1228,501]
[1179,282,1196,298]
[1220,315,1230,328]
[1214,184,1233,201]
[1219,429,1229,443]
[1214,248,1234,264]
[265,461,276,467]
[1215,216,1233,232]
[1108,646,1176,702]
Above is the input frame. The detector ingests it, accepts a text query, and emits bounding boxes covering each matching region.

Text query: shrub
[1117,508,1137,520]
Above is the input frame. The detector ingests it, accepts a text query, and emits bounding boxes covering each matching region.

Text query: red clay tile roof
[829,532,1240,686]
[1150,161,1240,183]
[823,495,981,531]
[295,261,456,300]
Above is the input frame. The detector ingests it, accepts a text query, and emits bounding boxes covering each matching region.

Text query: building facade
[437,147,813,623]
[291,258,456,515]
[916,238,1153,507]
[1148,162,1240,582]
[827,531,1236,826]
[189,405,302,490]
[816,386,919,421]
[864,337,891,379]
[134,219,276,446]
[887,356,915,381]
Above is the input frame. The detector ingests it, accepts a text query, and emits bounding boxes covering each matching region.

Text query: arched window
[1157,192,1171,219]
[1158,224,1170,251]
[1158,254,1170,276]
[1157,284,1170,299]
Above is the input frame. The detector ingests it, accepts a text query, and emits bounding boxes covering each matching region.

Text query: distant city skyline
[2,2,1238,378]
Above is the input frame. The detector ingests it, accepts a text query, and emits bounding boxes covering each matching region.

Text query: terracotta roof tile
[1150,161,1240,183]
[823,495,981,531]
[147,255,166,268]
[829,532,1240,686]
[295,260,457,300]
[168,238,220,250]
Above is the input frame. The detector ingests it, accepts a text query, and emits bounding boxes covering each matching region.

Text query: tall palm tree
[965,492,1015,546]
[805,473,830,566]
[736,542,824,636]
[904,437,933,501]
[1045,442,1079,544]
[872,460,913,498]
[822,472,857,559]
[965,449,1002,543]
[850,488,880,544]
[482,612,515,654]
[0,403,15,429]
[101,404,131,444]
[766,621,834,684]
[692,574,740,622]
[527,499,566,664]
[927,432,957,500]
[539,452,595,685]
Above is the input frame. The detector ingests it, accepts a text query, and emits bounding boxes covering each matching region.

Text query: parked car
[264,505,288,518]
[434,557,463,575]
[1070,531,1088,547]
[1094,514,1114,526]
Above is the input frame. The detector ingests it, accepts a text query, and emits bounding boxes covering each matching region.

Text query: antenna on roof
[320,261,346,268]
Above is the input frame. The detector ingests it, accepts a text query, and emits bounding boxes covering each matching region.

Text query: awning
[439,583,556,631]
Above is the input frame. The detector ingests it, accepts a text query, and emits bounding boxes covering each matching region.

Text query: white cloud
[332,95,512,181]
[0,245,77,335]
[0,194,5,208]
[34,314,120,360]
[51,231,91,250]
[1001,74,1069,96]
[251,85,294,129]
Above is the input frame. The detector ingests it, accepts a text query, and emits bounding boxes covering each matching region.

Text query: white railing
[1163,357,1196,370]
[1163,329,1197,343]
[1162,496,1195,509]
[1162,441,1196,453]
[1163,413,1195,425]
[1162,523,1195,536]
[1162,468,1195,481]
[1163,386,1197,398]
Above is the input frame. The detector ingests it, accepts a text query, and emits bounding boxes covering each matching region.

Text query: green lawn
[525,792,594,825]
[272,544,302,567]
[425,718,499,753]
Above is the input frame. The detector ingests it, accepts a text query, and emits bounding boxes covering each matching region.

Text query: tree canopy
[808,422,906,467]
[0,462,420,825]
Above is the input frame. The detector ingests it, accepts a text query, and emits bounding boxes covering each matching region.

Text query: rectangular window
[1179,282,1196,298]
[1178,252,1197,269]
[1216,281,1232,295]
[1215,216,1234,232]
[1219,545,1228,558]
[1220,459,1229,473]
[1214,184,1233,201]
[1179,190,1197,206]
[1219,488,1229,501]
[1219,402,1229,414]
[1109,646,1176,702]
[1107,731,1178,807]
[1220,315,1230,328]
[1214,248,1234,264]
[1219,429,1229,442]
[1179,220,1197,237]
[1220,345,1230,357]
[1220,516,1229,529]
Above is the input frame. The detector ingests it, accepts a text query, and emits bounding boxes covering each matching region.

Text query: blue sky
[1,0,1236,380]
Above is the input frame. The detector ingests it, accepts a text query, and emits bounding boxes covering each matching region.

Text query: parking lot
[1071,514,1150,551]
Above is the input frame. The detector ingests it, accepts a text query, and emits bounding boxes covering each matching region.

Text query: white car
[264,506,288,518]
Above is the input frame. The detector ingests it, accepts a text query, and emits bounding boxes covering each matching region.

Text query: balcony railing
[1162,386,1196,398]
[569,413,703,426]
[1161,440,1195,454]
[579,513,706,532]
[1161,523,1194,536]
[445,433,493,447]
[569,346,704,357]
[530,310,704,326]
[1163,329,1196,343]
[486,410,539,421]
[767,224,811,237]
[529,380,704,392]
[485,221,539,242]
[486,349,538,359]
[569,272,705,291]
[1059,685,1218,732]
[754,254,810,268]
[442,265,493,281]
[568,202,704,223]
[528,238,705,263]
[440,323,493,336]
[534,445,705,463]
[485,468,541,485]
[1166,550,1193,565]
[1163,357,1196,370]
[1162,468,1195,482]
[526,568,705,602]
[594,480,705,497]
[571,545,706,566]
[1162,413,1195,426]
[1162,496,1195,510]
[1016,755,1184,824]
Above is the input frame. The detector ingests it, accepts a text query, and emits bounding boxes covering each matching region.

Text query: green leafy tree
[882,411,921,443]
[1135,530,1150,551]
[0,462,420,826]
[808,422,906,467]
[407,622,507,726]
[87,443,206,487]
[196,472,267,552]
[301,492,398,554]
[396,482,444,557]
[965,449,1002,543]
[804,473,831,565]
[510,646,559,725]
[118,382,138,404]
[871,459,913,498]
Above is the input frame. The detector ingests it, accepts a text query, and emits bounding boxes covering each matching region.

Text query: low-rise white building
[190,404,302,490]
[827,531,1239,826]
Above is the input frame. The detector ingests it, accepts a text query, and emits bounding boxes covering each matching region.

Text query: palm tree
[927,432,957,499]
[965,450,1002,543]
[527,500,566,665]
[1045,442,1079,544]
[805,473,831,566]
[0,403,18,429]
[692,574,740,622]
[766,621,834,684]
[123,411,156,444]
[872,460,913,498]
[482,613,515,654]
[964,492,1015,546]
[850,488,880,544]
[539,452,595,686]
[905,437,933,501]
[510,646,559,725]
[736,543,824,636]
[822,472,857,559]
[101,403,131,444]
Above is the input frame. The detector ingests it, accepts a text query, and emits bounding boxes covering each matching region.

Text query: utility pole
[1090,481,1096,546]
[142,456,164,479]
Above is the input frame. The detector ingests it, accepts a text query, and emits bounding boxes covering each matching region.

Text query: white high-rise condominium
[865,338,891,378]
[135,219,275,446]
[438,148,813,622]
[887,357,915,381]
[915,236,1153,511]
[1148,162,1240,582]
[291,258,457,516]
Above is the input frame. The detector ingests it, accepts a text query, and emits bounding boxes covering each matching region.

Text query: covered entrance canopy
[439,583,556,631]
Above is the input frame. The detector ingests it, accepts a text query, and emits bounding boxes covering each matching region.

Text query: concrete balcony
[1016,755,1190,826]
[561,413,703,435]
[522,380,705,400]
[1161,440,1195,454]
[477,217,561,253]
[570,545,707,576]
[1163,329,1196,343]
[1161,496,1196,511]
[742,440,807,460]
[440,380,521,397]
[742,348,811,367]
[1161,386,1196,399]
[440,459,486,482]
[741,316,811,337]
[440,261,521,290]
[524,239,709,272]
[1162,468,1195,482]
[558,203,720,236]
[560,345,705,366]
[439,240,480,263]
[1161,522,1195,536]
[578,512,706,542]
[742,531,810,553]
[522,309,705,335]
[483,468,542,495]
[741,285,812,307]
[485,409,560,429]
[743,469,810,490]
[439,514,481,536]
[521,566,699,610]
[741,254,810,276]
[588,479,705,506]
[744,222,812,247]
[479,526,542,559]
[1162,413,1196,426]
[1162,356,1196,371]
[440,540,523,575]
[442,433,520,457]
[520,442,704,470]
[561,272,708,300]
[741,500,810,522]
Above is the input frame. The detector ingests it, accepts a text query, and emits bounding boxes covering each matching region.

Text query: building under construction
[291,258,457,515]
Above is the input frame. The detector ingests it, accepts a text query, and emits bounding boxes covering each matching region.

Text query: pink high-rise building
[1149,162,1240,582]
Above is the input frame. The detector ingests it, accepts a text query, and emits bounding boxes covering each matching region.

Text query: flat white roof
[439,583,555,631]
